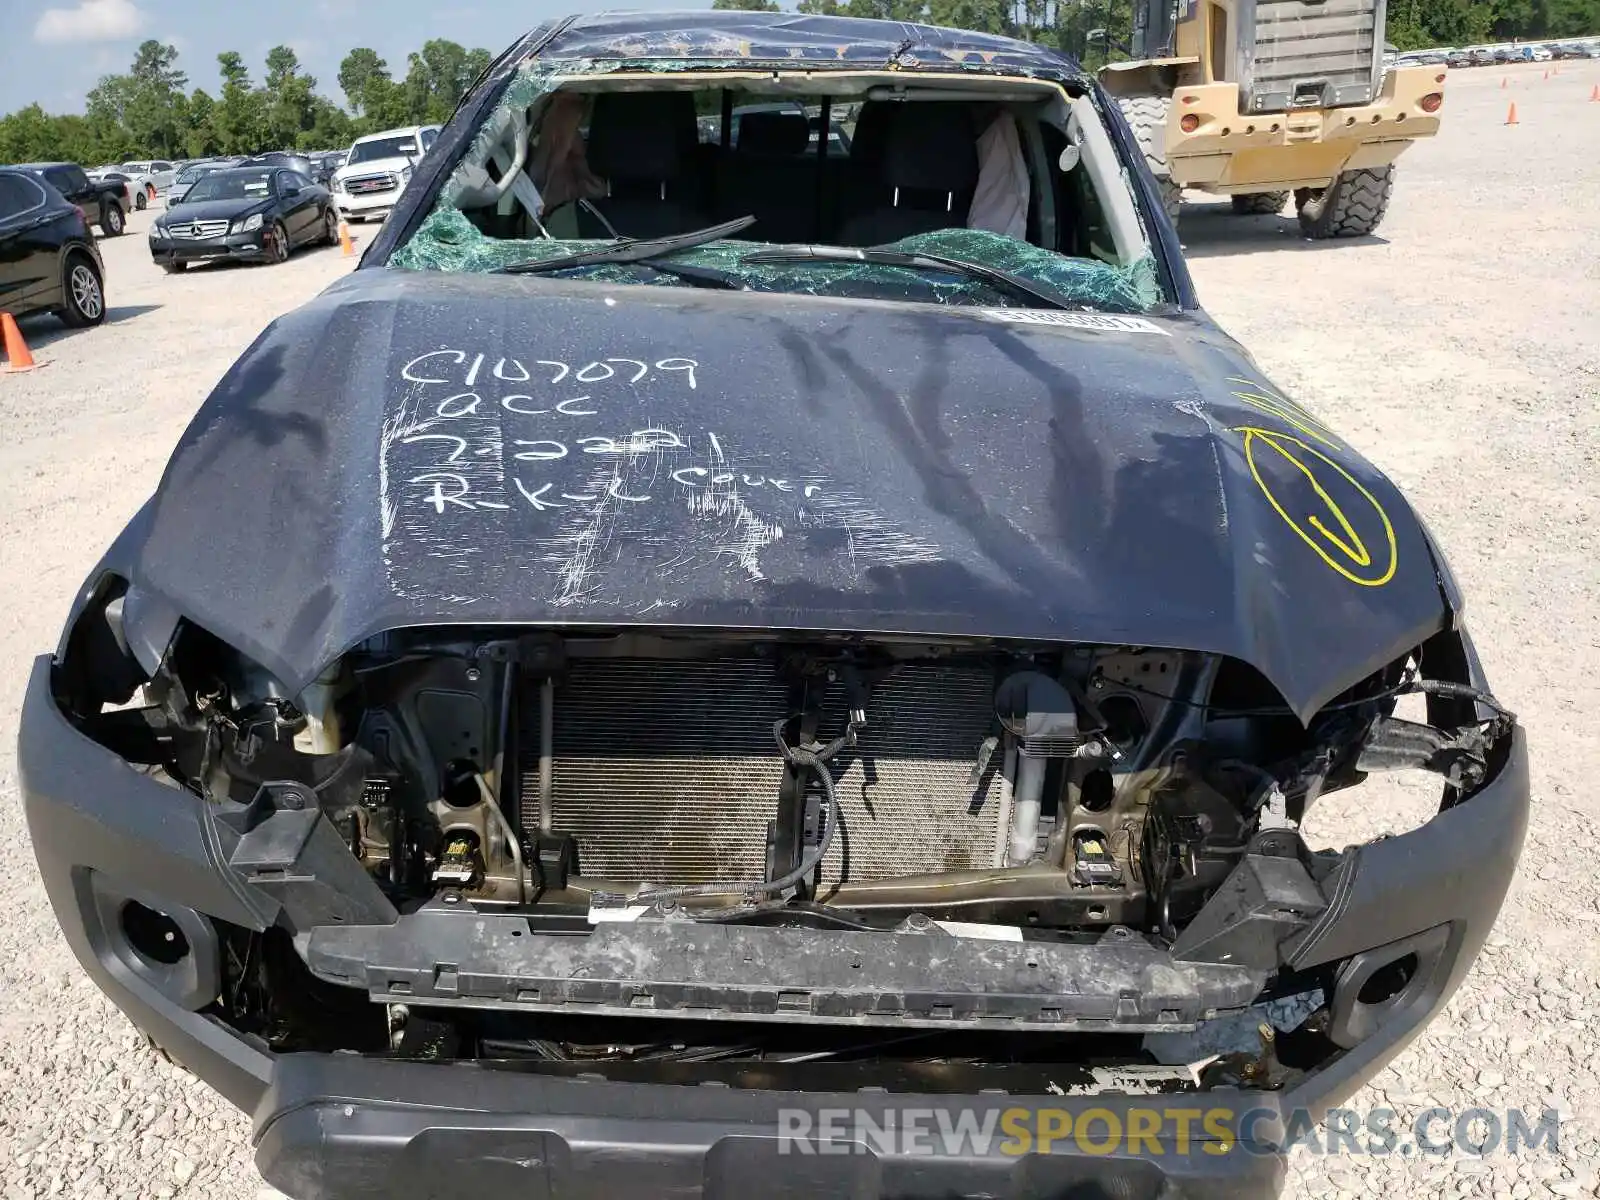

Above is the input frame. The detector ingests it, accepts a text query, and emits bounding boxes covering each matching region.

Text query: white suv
[331,125,440,222]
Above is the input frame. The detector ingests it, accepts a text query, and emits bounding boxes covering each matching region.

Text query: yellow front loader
[1100,0,1445,236]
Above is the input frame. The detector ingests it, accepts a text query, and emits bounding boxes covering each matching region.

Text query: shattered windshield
[394,208,1161,312]
[391,59,1166,314]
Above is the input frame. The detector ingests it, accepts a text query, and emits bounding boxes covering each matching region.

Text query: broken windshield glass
[740,245,1084,310]
[393,54,1165,314]
[494,216,757,274]
[394,207,1163,313]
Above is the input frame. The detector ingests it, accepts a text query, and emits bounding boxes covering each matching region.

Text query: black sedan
[148,165,336,272]
[0,166,105,327]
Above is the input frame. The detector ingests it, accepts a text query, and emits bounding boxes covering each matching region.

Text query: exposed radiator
[1247,0,1381,113]
[526,658,1003,886]
[815,665,1003,888]
[537,659,788,884]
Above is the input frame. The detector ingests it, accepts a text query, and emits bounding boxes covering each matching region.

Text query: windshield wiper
[494,215,757,277]
[533,257,747,290]
[739,245,1078,311]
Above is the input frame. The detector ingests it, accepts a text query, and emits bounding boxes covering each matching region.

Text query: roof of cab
[534,10,1086,80]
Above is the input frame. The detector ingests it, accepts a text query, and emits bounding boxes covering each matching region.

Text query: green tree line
[5,0,1597,166]
[713,0,1599,57]
[0,38,490,166]
[712,0,1134,64]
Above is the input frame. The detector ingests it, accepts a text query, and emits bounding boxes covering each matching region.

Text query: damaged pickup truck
[20,12,1527,1200]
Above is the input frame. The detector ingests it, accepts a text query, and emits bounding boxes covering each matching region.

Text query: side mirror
[283,184,301,197]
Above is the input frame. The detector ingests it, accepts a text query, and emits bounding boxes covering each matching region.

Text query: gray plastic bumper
[19,650,1529,1198]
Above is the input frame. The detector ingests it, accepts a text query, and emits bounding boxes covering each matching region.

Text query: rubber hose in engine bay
[632,714,861,903]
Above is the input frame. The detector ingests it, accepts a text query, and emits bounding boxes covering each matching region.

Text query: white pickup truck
[118,160,177,207]
[330,126,440,222]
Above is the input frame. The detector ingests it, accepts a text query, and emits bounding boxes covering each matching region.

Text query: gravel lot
[2,59,1596,1199]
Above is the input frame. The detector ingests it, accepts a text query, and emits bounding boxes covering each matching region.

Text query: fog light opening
[121,901,191,966]
[1356,951,1417,1005]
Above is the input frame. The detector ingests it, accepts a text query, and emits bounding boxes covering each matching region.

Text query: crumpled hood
[129,268,1448,720]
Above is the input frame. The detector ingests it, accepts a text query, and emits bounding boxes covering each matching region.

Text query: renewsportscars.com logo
[776,1106,1562,1159]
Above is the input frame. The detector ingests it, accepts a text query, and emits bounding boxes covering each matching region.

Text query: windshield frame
[362,57,1195,313]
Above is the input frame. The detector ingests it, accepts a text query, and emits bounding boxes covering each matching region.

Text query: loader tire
[1115,95,1182,223]
[1294,166,1394,238]
[1231,190,1290,215]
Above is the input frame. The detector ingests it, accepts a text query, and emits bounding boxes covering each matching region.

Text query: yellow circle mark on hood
[1238,426,1398,587]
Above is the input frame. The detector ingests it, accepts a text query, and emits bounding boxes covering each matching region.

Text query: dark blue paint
[126,268,1447,721]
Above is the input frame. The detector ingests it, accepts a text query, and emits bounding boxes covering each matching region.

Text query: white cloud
[34,0,146,44]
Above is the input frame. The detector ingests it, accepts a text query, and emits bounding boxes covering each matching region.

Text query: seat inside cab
[455,78,1136,267]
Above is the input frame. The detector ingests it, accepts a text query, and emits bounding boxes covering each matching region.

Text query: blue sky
[0,0,687,115]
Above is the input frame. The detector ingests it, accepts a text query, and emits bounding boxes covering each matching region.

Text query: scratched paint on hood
[128,267,1446,721]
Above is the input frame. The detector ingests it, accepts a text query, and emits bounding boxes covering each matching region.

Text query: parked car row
[1432,39,1598,68]
[0,155,350,335]
[210,127,442,226]
[92,152,354,211]
[2,124,447,306]
[149,165,339,271]
[88,161,173,210]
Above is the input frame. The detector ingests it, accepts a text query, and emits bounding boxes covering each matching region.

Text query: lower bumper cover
[334,194,395,219]
[256,1054,1285,1200]
[149,232,269,264]
[18,652,1530,1199]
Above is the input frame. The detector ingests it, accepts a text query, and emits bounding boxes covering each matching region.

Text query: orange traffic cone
[1502,76,1508,88]
[339,220,356,257]
[1591,84,1599,102]
[0,311,36,373]
[1504,101,1519,125]
[1542,68,1549,80]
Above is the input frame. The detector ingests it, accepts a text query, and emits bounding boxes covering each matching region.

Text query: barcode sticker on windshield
[978,310,1171,335]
